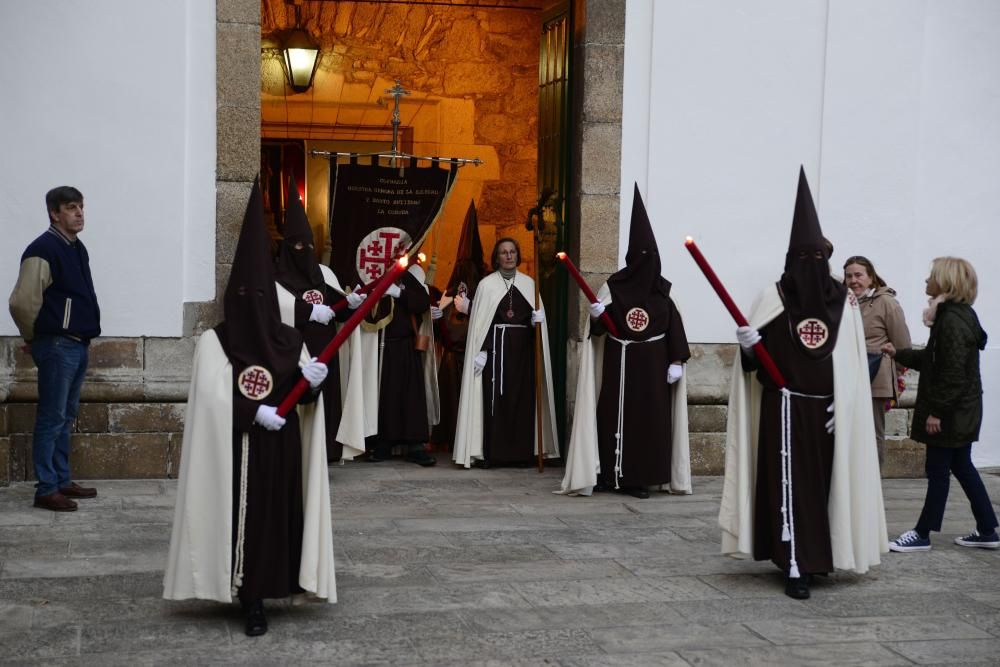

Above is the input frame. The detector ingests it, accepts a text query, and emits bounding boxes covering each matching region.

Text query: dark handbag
[867,352,883,382]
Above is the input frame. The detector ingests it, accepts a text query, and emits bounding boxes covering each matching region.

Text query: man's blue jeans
[31,335,88,497]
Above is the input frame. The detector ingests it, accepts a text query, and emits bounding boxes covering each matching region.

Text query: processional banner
[329,159,458,289]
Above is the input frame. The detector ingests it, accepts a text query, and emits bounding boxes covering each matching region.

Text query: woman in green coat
[882,257,997,552]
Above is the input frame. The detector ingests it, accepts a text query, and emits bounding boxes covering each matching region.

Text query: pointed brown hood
[445,200,488,300]
[216,179,302,381]
[606,184,675,340]
[778,167,846,356]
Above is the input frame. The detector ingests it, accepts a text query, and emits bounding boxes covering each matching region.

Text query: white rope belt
[232,431,250,596]
[490,324,528,416]
[608,333,665,489]
[778,387,832,579]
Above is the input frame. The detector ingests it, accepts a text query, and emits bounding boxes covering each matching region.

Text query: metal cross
[384,80,410,156]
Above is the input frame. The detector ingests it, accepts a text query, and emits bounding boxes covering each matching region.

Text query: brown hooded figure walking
[430,200,488,451]
[560,185,692,498]
[719,168,886,600]
[164,181,337,636]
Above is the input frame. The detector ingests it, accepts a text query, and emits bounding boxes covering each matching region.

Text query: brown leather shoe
[33,492,78,512]
[59,482,97,498]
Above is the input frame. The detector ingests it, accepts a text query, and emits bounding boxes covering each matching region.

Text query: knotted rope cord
[489,324,527,416]
[778,387,832,580]
[231,432,250,596]
[608,333,665,489]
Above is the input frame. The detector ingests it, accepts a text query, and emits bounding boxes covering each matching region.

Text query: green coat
[895,302,987,448]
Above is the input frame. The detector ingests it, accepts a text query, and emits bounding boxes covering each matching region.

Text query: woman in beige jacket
[844,256,912,465]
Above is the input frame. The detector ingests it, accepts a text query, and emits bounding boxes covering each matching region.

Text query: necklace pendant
[505,309,514,319]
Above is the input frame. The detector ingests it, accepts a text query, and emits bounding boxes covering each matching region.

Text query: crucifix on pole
[385,79,410,164]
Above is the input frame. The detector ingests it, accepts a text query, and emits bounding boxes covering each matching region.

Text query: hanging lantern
[282,29,319,93]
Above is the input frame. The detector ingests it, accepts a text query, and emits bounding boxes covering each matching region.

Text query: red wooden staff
[277,255,409,417]
[684,237,786,388]
[556,252,621,338]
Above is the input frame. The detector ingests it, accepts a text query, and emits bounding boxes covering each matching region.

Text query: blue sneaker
[889,530,931,552]
[954,529,1000,549]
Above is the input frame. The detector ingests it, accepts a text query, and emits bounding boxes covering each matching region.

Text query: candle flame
[556,252,567,260]
[417,252,427,264]
[398,255,409,268]
[684,236,694,245]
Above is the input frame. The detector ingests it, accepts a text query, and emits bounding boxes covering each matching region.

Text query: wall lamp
[282,28,319,93]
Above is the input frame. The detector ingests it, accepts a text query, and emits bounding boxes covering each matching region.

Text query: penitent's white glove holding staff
[531,308,545,325]
[430,305,443,320]
[309,304,335,325]
[667,363,683,385]
[301,357,329,389]
[385,283,402,299]
[588,302,605,319]
[254,404,286,431]
[825,402,835,435]
[736,325,761,350]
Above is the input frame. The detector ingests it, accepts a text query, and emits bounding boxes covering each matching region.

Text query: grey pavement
[2,462,1000,666]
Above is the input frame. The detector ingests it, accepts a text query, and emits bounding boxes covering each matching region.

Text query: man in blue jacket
[9,186,101,511]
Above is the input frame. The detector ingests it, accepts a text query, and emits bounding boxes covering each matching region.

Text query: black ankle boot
[243,599,267,636]
[784,573,811,600]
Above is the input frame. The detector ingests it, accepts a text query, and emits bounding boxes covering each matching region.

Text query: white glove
[825,402,835,435]
[473,350,488,375]
[736,325,761,350]
[345,288,366,309]
[454,293,470,315]
[309,304,335,325]
[588,302,605,318]
[667,363,683,384]
[430,305,443,320]
[385,283,402,299]
[254,404,286,431]
[531,308,545,325]
[301,357,329,389]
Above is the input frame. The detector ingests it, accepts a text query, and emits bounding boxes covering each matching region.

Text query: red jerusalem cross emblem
[302,289,324,305]
[237,365,274,400]
[796,318,829,349]
[356,227,412,285]
[625,307,650,332]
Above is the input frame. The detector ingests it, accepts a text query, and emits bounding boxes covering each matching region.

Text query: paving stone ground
[2,462,1000,666]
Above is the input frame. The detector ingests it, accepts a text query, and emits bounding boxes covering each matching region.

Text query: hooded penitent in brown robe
[744,168,847,576]
[274,175,345,461]
[592,185,690,491]
[431,200,487,449]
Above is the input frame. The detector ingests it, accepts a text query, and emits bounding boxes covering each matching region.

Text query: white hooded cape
[558,283,691,496]
[718,284,887,573]
[452,270,559,468]
[163,330,337,603]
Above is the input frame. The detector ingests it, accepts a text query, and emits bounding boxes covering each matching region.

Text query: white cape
[163,330,337,603]
[452,270,559,468]
[718,284,887,573]
[559,283,691,496]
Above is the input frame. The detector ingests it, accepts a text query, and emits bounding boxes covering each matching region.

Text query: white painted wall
[623,0,1000,465]
[0,0,216,338]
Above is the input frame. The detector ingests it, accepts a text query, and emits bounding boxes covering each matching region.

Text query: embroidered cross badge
[625,307,649,333]
[796,318,829,349]
[237,365,274,400]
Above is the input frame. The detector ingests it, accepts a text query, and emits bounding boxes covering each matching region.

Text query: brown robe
[746,314,836,575]
[376,271,431,444]
[431,303,470,448]
[480,287,535,464]
[594,299,689,488]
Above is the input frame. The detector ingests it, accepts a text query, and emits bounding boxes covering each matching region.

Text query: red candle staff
[277,255,410,417]
[684,237,786,388]
[556,252,621,338]
[331,253,425,312]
